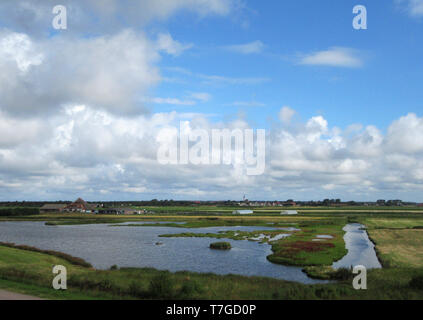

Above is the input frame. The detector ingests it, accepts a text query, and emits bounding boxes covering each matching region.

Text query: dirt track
[0,289,44,300]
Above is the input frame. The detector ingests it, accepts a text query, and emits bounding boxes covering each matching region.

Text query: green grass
[360,217,423,268]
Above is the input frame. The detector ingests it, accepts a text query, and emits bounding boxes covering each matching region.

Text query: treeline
[0,207,40,216]
[0,201,70,208]
[101,200,239,207]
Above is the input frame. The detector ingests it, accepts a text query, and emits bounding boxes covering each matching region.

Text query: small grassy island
[210,242,232,250]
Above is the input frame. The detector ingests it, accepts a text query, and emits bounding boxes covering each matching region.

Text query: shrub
[178,280,203,299]
[314,287,337,299]
[148,274,175,299]
[110,265,119,270]
[210,242,231,250]
[128,282,146,298]
[409,275,423,290]
[0,208,39,217]
[330,268,353,281]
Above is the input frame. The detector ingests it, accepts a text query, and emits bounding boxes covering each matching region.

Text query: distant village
[32,197,423,215]
[1,197,421,216]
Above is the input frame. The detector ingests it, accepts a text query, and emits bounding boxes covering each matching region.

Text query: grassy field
[1,211,423,300]
[362,217,423,268]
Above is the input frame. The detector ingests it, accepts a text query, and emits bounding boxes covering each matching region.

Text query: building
[40,204,67,213]
[376,200,386,206]
[281,210,298,215]
[232,210,254,215]
[101,208,144,215]
[63,198,95,213]
[283,200,296,207]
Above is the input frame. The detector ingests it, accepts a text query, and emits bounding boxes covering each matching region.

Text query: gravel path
[0,289,44,300]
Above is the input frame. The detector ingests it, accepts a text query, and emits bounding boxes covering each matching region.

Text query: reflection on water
[0,221,328,284]
[332,223,382,269]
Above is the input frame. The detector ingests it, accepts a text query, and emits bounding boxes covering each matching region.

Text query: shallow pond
[0,221,326,284]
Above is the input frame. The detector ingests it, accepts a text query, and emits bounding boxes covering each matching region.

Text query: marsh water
[332,223,382,269]
[0,221,380,283]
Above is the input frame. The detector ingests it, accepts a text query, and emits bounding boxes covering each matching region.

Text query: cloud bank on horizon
[0,0,423,201]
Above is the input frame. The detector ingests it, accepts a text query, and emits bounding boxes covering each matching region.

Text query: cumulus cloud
[0,0,238,37]
[1,1,422,201]
[1,103,423,200]
[299,47,364,68]
[385,113,423,154]
[0,29,160,116]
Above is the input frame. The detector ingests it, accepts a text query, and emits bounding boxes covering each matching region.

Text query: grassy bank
[1,243,423,300]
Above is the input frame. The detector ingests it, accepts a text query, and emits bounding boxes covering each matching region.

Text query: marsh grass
[210,242,232,250]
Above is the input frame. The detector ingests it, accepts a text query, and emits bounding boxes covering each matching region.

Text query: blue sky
[150,0,423,130]
[1,0,423,201]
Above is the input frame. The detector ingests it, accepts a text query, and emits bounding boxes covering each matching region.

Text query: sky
[0,0,423,201]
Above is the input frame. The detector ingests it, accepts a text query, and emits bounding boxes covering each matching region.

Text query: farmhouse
[63,198,96,213]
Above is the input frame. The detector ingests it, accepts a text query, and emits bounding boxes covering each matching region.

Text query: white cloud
[156,33,193,56]
[224,40,264,54]
[149,97,197,106]
[1,105,423,200]
[165,66,270,85]
[397,0,423,17]
[0,0,238,37]
[0,29,161,116]
[385,113,423,154]
[200,74,270,85]
[147,92,211,106]
[0,32,43,72]
[226,101,265,107]
[1,1,423,201]
[299,47,363,68]
[279,106,296,124]
[189,92,212,102]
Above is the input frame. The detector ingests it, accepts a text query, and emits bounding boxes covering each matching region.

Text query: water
[332,223,382,269]
[0,221,326,284]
